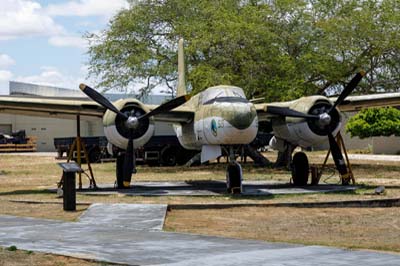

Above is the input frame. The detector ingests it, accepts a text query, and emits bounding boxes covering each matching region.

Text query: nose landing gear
[226,146,243,194]
[227,161,243,194]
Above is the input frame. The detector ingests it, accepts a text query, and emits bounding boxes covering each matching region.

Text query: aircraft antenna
[177,38,187,97]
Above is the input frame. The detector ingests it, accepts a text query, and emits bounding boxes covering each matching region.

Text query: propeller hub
[125,116,139,129]
[318,113,331,127]
[307,101,340,136]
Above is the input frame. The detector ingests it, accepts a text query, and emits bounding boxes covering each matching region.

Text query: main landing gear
[226,146,243,194]
[290,132,355,186]
[291,151,309,186]
[115,152,136,189]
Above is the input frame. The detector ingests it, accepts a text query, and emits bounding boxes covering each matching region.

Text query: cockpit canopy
[200,85,247,105]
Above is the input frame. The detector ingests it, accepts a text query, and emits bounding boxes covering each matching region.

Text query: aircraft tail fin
[177,38,187,97]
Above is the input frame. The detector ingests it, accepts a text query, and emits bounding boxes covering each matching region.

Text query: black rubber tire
[226,162,242,193]
[88,147,101,163]
[160,147,177,166]
[292,151,309,186]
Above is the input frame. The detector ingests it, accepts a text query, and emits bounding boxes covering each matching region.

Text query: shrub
[346,107,400,139]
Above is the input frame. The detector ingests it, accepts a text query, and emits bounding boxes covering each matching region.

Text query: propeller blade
[139,95,191,121]
[122,133,135,188]
[266,106,320,120]
[328,133,348,176]
[329,71,365,113]
[79,84,128,119]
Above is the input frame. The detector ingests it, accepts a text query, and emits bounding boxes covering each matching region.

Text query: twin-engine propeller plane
[0,38,366,193]
[79,39,259,193]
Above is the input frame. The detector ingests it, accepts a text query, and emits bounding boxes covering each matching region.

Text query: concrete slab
[0,215,62,228]
[79,203,167,231]
[74,181,357,196]
[319,154,400,162]
[0,204,399,265]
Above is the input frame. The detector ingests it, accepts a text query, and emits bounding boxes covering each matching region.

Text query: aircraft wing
[255,92,400,122]
[331,92,400,112]
[255,96,317,122]
[0,95,105,119]
[148,104,194,124]
[0,95,195,123]
[255,102,290,122]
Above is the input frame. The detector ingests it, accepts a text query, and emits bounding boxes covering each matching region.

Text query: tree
[346,107,400,138]
[86,0,400,100]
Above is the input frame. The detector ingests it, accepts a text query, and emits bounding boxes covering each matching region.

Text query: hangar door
[0,124,12,134]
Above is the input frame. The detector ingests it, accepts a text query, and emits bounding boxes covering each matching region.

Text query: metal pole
[76,115,82,189]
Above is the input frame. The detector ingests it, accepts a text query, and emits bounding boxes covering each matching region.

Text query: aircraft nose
[224,102,257,130]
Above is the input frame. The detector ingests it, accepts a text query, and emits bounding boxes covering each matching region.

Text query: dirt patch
[0,247,105,266]
[165,206,400,252]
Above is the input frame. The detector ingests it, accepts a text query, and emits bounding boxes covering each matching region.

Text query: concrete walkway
[0,203,400,265]
[76,181,357,196]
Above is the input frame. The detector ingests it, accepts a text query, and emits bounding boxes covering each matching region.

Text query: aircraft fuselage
[174,85,258,150]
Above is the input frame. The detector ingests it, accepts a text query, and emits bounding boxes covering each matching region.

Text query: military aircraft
[79,39,258,193]
[0,39,366,193]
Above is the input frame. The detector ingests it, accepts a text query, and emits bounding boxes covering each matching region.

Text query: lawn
[0,151,399,264]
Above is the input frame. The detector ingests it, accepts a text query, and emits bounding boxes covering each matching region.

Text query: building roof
[9,81,170,105]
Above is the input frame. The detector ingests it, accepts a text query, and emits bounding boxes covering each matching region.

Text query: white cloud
[0,70,13,81]
[45,0,129,18]
[15,66,84,89]
[0,0,64,40]
[0,54,15,68]
[48,35,88,49]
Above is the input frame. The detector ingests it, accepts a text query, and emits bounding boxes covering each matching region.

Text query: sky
[0,0,130,95]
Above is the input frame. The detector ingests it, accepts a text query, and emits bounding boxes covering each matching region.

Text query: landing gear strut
[226,146,243,194]
[115,151,136,189]
[115,154,125,189]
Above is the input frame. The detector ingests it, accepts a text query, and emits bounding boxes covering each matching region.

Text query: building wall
[2,81,174,152]
[0,112,175,152]
[0,113,104,151]
[372,136,400,154]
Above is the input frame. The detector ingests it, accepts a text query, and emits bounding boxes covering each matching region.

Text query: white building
[0,81,174,151]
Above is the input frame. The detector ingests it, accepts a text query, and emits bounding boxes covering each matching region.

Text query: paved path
[75,181,357,196]
[346,154,400,162]
[0,204,399,265]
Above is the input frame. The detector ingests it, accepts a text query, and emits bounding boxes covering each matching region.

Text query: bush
[6,246,17,251]
[346,107,400,139]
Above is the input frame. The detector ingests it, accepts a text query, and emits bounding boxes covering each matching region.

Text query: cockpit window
[200,86,246,105]
[203,97,249,105]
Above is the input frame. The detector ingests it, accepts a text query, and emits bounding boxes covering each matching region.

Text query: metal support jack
[57,115,97,190]
[320,131,355,185]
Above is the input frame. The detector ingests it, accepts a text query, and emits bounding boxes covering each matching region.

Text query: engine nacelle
[103,99,155,150]
[270,96,342,149]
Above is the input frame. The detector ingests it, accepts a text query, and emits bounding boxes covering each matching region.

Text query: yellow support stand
[320,131,355,185]
[58,115,97,190]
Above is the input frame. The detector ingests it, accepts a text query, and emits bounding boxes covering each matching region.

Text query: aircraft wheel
[291,152,309,186]
[226,161,243,194]
[116,154,125,189]
[160,146,177,166]
[88,147,101,163]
